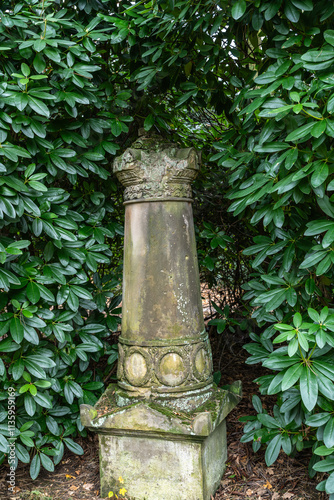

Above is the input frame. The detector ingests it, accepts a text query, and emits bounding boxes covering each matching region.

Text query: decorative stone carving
[117,335,213,394]
[193,345,212,382]
[113,135,200,201]
[124,348,151,387]
[157,351,187,387]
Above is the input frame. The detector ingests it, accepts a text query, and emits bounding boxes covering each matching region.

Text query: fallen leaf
[246,489,253,496]
[283,493,294,499]
[263,480,273,489]
[267,467,275,475]
[83,483,94,490]
[66,474,75,479]
[272,493,280,500]
[69,485,79,491]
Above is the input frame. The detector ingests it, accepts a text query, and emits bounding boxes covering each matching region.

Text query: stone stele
[80,134,241,500]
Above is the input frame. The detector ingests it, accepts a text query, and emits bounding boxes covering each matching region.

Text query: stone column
[80,134,241,500]
[113,134,212,409]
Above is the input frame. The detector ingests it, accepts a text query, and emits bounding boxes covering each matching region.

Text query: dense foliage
[220,3,334,498]
[2,0,334,496]
[0,0,123,480]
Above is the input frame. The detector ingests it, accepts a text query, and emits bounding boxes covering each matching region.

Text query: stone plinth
[81,382,241,500]
[80,135,241,499]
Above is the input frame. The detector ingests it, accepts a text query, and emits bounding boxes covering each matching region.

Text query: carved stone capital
[113,135,200,201]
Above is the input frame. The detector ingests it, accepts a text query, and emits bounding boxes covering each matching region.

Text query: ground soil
[0,289,327,500]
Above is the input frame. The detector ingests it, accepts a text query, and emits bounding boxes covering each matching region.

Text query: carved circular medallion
[192,346,211,382]
[124,348,151,387]
[156,351,188,387]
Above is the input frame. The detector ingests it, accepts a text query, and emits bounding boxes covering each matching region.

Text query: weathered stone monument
[80,134,241,500]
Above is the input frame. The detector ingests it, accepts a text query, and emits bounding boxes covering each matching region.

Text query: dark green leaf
[265,434,282,466]
[26,282,40,304]
[300,366,318,411]
[231,0,246,20]
[30,454,41,480]
[281,363,303,391]
[324,30,334,47]
[323,418,334,448]
[40,452,54,472]
[28,97,50,117]
[10,317,24,344]
[63,438,84,455]
[285,122,314,142]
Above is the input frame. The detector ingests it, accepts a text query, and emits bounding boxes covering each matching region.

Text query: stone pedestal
[80,134,241,499]
[81,382,241,500]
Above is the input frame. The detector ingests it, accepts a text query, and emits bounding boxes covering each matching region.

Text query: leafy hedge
[0,0,123,479]
[212,1,334,497]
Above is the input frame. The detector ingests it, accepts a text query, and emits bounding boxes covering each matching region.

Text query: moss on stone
[147,401,193,422]
[85,382,241,442]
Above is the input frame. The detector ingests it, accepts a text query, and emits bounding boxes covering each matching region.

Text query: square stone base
[80,382,241,500]
[99,419,226,500]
